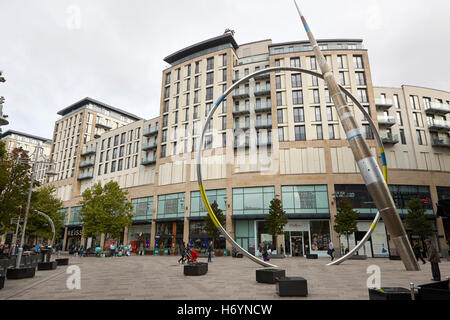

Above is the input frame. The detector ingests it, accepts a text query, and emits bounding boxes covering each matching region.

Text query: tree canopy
[80,181,133,242]
[204,200,226,240]
[265,198,288,239]
[405,198,434,239]
[334,198,359,249]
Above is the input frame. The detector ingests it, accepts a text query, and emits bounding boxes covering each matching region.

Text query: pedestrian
[110,242,116,257]
[425,239,441,281]
[412,240,426,264]
[207,241,213,263]
[178,242,186,264]
[35,243,40,254]
[340,243,345,256]
[262,245,270,262]
[79,245,84,258]
[327,239,335,261]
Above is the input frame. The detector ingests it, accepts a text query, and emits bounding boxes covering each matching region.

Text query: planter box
[256,269,286,284]
[184,262,208,276]
[7,267,36,279]
[215,250,224,257]
[306,254,318,259]
[368,287,412,300]
[37,261,58,271]
[417,280,450,300]
[0,275,5,289]
[276,277,308,297]
[223,249,228,256]
[56,258,69,266]
[389,255,401,260]
[349,255,367,260]
[145,250,153,255]
[154,249,159,255]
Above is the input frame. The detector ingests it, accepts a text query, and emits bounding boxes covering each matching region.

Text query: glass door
[291,233,303,257]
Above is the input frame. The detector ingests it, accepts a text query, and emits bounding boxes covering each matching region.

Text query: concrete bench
[184,262,208,276]
[256,269,285,284]
[276,277,308,297]
[306,254,318,259]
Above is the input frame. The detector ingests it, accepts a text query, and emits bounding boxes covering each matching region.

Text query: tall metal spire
[293,0,419,271]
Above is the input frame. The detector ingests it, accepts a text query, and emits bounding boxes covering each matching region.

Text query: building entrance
[284,231,310,257]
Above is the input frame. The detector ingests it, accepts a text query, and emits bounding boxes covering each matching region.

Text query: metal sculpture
[293,0,419,271]
[196,65,389,268]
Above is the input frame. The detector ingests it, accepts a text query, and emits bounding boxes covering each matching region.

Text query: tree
[25,185,64,242]
[204,201,226,243]
[334,198,359,251]
[0,141,33,233]
[405,198,434,242]
[80,181,133,246]
[264,198,288,251]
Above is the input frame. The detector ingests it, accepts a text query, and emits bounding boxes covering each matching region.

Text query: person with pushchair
[178,242,187,264]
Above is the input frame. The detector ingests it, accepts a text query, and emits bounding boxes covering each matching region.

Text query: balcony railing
[255,120,273,129]
[233,140,250,149]
[377,116,396,127]
[95,120,112,130]
[254,104,272,113]
[234,124,250,131]
[254,73,270,81]
[79,159,95,168]
[254,88,271,96]
[141,156,157,165]
[431,137,450,148]
[143,127,159,137]
[232,105,250,116]
[375,98,393,110]
[142,141,158,151]
[424,102,450,115]
[381,133,399,144]
[428,119,450,131]
[80,147,96,156]
[77,171,93,180]
[232,90,250,99]
[257,139,272,147]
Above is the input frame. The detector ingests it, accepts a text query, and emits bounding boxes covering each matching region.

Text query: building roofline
[268,38,363,48]
[163,34,239,65]
[57,97,143,120]
[238,39,272,47]
[1,129,52,144]
[401,84,450,95]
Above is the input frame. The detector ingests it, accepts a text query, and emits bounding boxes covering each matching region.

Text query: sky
[0,0,449,140]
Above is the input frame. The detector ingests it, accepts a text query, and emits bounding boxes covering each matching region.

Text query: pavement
[1,254,449,300]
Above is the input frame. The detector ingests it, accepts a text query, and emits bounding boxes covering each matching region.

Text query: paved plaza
[1,254,449,300]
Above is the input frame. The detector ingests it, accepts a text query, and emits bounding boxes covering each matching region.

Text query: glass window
[157,193,185,218]
[295,125,306,141]
[190,189,226,217]
[232,187,275,216]
[282,185,329,215]
[292,90,303,105]
[131,197,154,221]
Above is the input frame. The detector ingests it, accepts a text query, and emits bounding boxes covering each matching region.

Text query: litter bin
[40,249,51,263]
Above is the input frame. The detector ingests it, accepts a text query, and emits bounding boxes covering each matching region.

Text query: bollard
[409,283,415,301]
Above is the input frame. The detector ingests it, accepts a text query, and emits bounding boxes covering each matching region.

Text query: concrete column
[150,223,156,249]
[62,227,68,251]
[183,217,189,247]
[328,183,341,257]
[80,226,85,248]
[430,184,448,257]
[100,233,105,249]
[225,186,233,251]
[123,226,129,245]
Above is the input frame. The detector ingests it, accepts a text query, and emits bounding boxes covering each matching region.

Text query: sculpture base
[38,261,58,271]
[184,263,208,276]
[256,269,286,284]
[368,287,412,300]
[6,267,36,279]
[276,277,308,297]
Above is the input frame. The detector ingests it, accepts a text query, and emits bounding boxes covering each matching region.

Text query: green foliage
[80,181,133,242]
[405,198,434,239]
[265,198,288,237]
[334,198,359,248]
[26,185,64,240]
[204,201,226,240]
[0,141,32,233]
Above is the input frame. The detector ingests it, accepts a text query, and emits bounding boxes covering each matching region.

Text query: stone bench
[256,269,285,284]
[56,258,69,266]
[275,277,308,297]
[306,254,318,259]
[417,280,450,300]
[349,255,367,260]
[368,287,412,300]
[6,267,36,279]
[38,261,58,270]
[184,262,208,276]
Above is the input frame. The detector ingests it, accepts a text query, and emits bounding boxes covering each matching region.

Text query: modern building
[1,129,52,184]
[45,34,450,258]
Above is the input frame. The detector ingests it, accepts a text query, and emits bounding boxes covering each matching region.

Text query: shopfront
[283,220,330,257]
[127,223,151,253]
[155,221,184,250]
[65,226,82,251]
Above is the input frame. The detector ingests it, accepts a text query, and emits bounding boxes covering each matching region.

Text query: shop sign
[284,220,309,232]
[67,228,82,237]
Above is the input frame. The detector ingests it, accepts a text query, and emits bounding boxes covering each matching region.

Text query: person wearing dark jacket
[412,240,426,264]
[425,239,441,281]
[207,241,213,263]
[178,242,186,264]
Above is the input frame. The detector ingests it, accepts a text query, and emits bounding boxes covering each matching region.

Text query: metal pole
[410,283,416,300]
[15,145,41,268]
[293,0,419,271]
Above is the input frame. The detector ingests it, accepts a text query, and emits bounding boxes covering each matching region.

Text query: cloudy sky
[1,0,449,139]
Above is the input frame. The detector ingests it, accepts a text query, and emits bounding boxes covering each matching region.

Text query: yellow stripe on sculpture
[199,184,221,228]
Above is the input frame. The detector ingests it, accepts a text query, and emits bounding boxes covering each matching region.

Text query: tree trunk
[346,234,350,252]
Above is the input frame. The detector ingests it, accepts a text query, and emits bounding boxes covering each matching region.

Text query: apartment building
[47,34,450,258]
[1,129,52,184]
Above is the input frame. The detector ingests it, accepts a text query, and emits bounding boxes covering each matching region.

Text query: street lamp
[14,144,56,269]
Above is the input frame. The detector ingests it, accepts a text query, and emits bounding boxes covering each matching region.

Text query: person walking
[327,240,335,261]
[207,241,213,263]
[412,240,426,264]
[262,244,270,262]
[110,242,116,257]
[425,239,441,281]
[79,245,84,258]
[178,242,186,264]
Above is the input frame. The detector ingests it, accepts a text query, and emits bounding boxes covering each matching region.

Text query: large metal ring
[196,67,388,267]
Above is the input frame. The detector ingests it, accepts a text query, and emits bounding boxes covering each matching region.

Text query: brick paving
[1,254,449,300]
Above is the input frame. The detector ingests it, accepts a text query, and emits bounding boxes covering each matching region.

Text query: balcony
[79,159,95,168]
[80,147,96,156]
[254,88,271,96]
[428,119,450,131]
[77,171,93,180]
[141,156,157,165]
[95,120,112,130]
[424,102,450,115]
[234,140,250,149]
[381,133,399,145]
[232,105,250,116]
[142,141,158,151]
[375,98,393,110]
[94,133,101,139]
[255,120,273,129]
[431,137,450,148]
[254,73,270,81]
[232,75,243,83]
[254,104,272,113]
[143,127,159,137]
[257,139,272,147]
[232,90,250,99]
[234,124,250,131]
[377,116,396,127]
